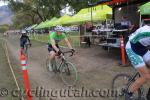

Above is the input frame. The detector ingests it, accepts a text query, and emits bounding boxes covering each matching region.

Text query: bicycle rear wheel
[60,62,77,86]
[112,73,142,100]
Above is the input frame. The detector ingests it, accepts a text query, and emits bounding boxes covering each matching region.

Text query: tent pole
[85,24,86,35]
[91,7,93,26]
[140,14,142,27]
[79,26,81,47]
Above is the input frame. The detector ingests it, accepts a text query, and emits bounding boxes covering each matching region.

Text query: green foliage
[4,0,100,29]
[0,25,9,33]
[8,0,67,21]
[66,0,100,13]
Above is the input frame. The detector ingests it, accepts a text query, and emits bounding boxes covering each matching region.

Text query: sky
[0,1,8,6]
[61,6,75,16]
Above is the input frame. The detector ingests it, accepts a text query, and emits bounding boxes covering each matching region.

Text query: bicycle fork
[66,64,71,76]
[63,62,71,76]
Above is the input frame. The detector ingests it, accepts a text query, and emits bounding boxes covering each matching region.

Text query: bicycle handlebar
[25,43,31,45]
[25,43,32,47]
[62,51,74,57]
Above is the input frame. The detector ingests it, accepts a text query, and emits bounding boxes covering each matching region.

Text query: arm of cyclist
[27,36,32,46]
[64,38,75,53]
[50,38,62,55]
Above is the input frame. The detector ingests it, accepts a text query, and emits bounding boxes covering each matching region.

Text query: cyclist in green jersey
[47,27,75,68]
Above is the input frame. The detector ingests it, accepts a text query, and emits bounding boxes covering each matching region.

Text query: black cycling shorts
[130,42,148,57]
[48,44,59,53]
[20,39,27,48]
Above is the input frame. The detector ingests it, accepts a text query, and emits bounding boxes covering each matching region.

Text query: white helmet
[21,30,26,34]
[54,26,64,32]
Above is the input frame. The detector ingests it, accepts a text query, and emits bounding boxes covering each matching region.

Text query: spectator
[84,36,91,47]
[121,16,132,29]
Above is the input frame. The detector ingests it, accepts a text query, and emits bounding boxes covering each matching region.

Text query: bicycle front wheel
[24,45,28,61]
[112,73,142,100]
[60,62,77,86]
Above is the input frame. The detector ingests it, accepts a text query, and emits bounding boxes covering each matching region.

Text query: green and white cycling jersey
[129,25,150,46]
[126,41,150,68]
[126,25,150,68]
[48,32,67,45]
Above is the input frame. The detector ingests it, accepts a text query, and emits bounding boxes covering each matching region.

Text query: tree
[5,0,69,28]
[0,25,9,33]
[66,0,100,13]
[8,0,67,21]
[2,0,100,28]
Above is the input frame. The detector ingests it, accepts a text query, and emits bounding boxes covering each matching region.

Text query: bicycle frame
[126,72,145,97]
[54,54,67,72]
[23,43,31,63]
[127,72,140,89]
[21,44,30,56]
[51,50,73,72]
[24,44,28,56]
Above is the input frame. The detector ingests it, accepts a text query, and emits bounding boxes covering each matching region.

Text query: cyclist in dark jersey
[20,30,31,49]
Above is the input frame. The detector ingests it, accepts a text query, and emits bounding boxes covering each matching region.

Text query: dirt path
[5,35,150,100]
[0,38,20,100]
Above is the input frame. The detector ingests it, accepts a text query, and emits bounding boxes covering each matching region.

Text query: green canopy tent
[42,17,58,28]
[79,6,112,22]
[30,24,38,30]
[140,2,150,15]
[34,22,45,29]
[64,5,112,25]
[60,15,72,25]
[63,8,91,25]
[26,24,37,31]
[139,2,150,26]
[34,20,49,29]
[50,14,72,27]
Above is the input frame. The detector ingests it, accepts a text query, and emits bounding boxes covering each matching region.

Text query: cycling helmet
[54,26,64,32]
[21,30,26,34]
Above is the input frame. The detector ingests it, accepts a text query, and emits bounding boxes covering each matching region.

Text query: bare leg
[129,66,150,93]
[145,60,150,100]
[145,60,150,69]
[49,51,56,62]
[48,51,56,71]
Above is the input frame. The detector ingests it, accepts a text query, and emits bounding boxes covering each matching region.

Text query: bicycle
[21,43,31,62]
[46,50,78,86]
[112,70,147,100]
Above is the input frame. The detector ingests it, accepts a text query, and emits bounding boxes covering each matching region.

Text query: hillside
[0,5,13,25]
